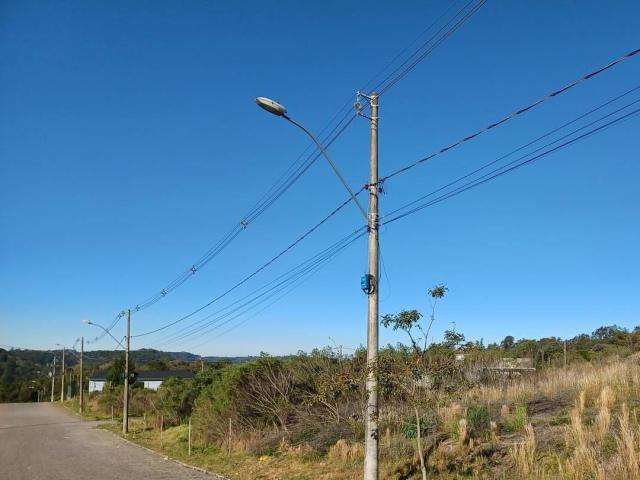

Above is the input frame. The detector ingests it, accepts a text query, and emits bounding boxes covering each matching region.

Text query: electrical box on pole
[361,274,375,295]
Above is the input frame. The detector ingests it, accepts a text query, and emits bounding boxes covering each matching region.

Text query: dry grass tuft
[457,418,467,446]
[327,439,364,463]
[510,423,536,477]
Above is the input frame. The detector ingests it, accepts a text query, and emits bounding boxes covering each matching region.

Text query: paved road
[0,403,224,480]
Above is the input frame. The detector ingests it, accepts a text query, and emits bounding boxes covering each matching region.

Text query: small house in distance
[88,369,194,393]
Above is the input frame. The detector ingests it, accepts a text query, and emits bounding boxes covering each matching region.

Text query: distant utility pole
[363,91,380,480]
[50,355,56,402]
[60,346,65,403]
[79,336,84,415]
[123,309,131,434]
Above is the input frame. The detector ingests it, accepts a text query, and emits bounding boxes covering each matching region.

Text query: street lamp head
[81,319,91,325]
[256,97,288,117]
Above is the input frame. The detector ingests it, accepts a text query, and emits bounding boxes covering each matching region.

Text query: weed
[504,404,527,433]
[466,405,490,438]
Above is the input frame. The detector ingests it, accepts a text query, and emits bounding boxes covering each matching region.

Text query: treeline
[488,324,640,366]
[0,347,252,403]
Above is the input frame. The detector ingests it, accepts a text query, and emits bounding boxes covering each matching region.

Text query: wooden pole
[188,417,192,456]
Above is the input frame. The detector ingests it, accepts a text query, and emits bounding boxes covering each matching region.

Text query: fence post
[160,415,164,449]
[111,405,114,423]
[188,417,192,456]
[228,418,232,456]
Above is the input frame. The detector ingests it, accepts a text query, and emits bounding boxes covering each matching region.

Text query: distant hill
[0,347,254,372]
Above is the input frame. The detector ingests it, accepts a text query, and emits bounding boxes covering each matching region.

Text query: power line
[94,5,487,343]
[153,229,366,350]
[379,47,640,184]
[132,191,366,338]
[383,85,640,220]
[130,110,359,314]
[361,0,472,93]
[91,108,358,344]
[152,229,364,346]
[186,257,337,351]
[382,101,640,226]
[377,0,488,95]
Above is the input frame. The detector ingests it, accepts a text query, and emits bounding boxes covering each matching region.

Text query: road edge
[98,426,231,480]
[55,402,230,479]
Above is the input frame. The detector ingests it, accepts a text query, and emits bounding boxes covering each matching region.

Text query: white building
[89,370,194,393]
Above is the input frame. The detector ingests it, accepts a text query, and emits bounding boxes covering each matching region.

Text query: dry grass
[95,356,640,479]
[510,423,536,477]
[496,356,640,479]
[470,357,640,408]
[327,439,364,463]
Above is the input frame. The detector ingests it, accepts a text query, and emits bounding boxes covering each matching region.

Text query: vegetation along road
[0,402,223,480]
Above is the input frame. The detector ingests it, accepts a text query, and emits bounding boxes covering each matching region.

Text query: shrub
[401,413,435,439]
[504,404,527,433]
[466,405,490,438]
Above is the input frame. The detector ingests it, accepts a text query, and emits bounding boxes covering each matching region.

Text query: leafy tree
[381,310,424,351]
[443,330,465,349]
[106,354,136,386]
[501,335,515,350]
[381,284,464,480]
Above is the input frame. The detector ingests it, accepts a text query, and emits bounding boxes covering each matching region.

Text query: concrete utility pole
[50,355,56,402]
[79,336,84,415]
[254,94,377,477]
[60,346,65,403]
[364,91,379,480]
[123,309,130,434]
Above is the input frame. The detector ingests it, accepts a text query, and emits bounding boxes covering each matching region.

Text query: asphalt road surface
[0,402,224,480]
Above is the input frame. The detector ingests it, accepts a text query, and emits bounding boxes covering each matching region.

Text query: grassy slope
[96,355,640,479]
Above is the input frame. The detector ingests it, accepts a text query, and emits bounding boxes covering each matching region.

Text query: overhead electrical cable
[382,103,640,226]
[95,3,490,343]
[376,0,488,95]
[379,47,640,184]
[151,229,366,350]
[150,229,365,346]
[176,94,640,348]
[131,190,366,338]
[184,257,342,351]
[360,0,468,92]
[383,86,640,220]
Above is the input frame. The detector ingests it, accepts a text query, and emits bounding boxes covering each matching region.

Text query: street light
[83,311,132,435]
[82,320,124,349]
[255,97,368,221]
[257,93,380,479]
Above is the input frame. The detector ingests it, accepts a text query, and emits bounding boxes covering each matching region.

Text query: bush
[504,404,527,433]
[401,413,436,439]
[467,405,490,438]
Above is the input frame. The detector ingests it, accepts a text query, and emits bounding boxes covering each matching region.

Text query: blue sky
[1,1,639,356]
